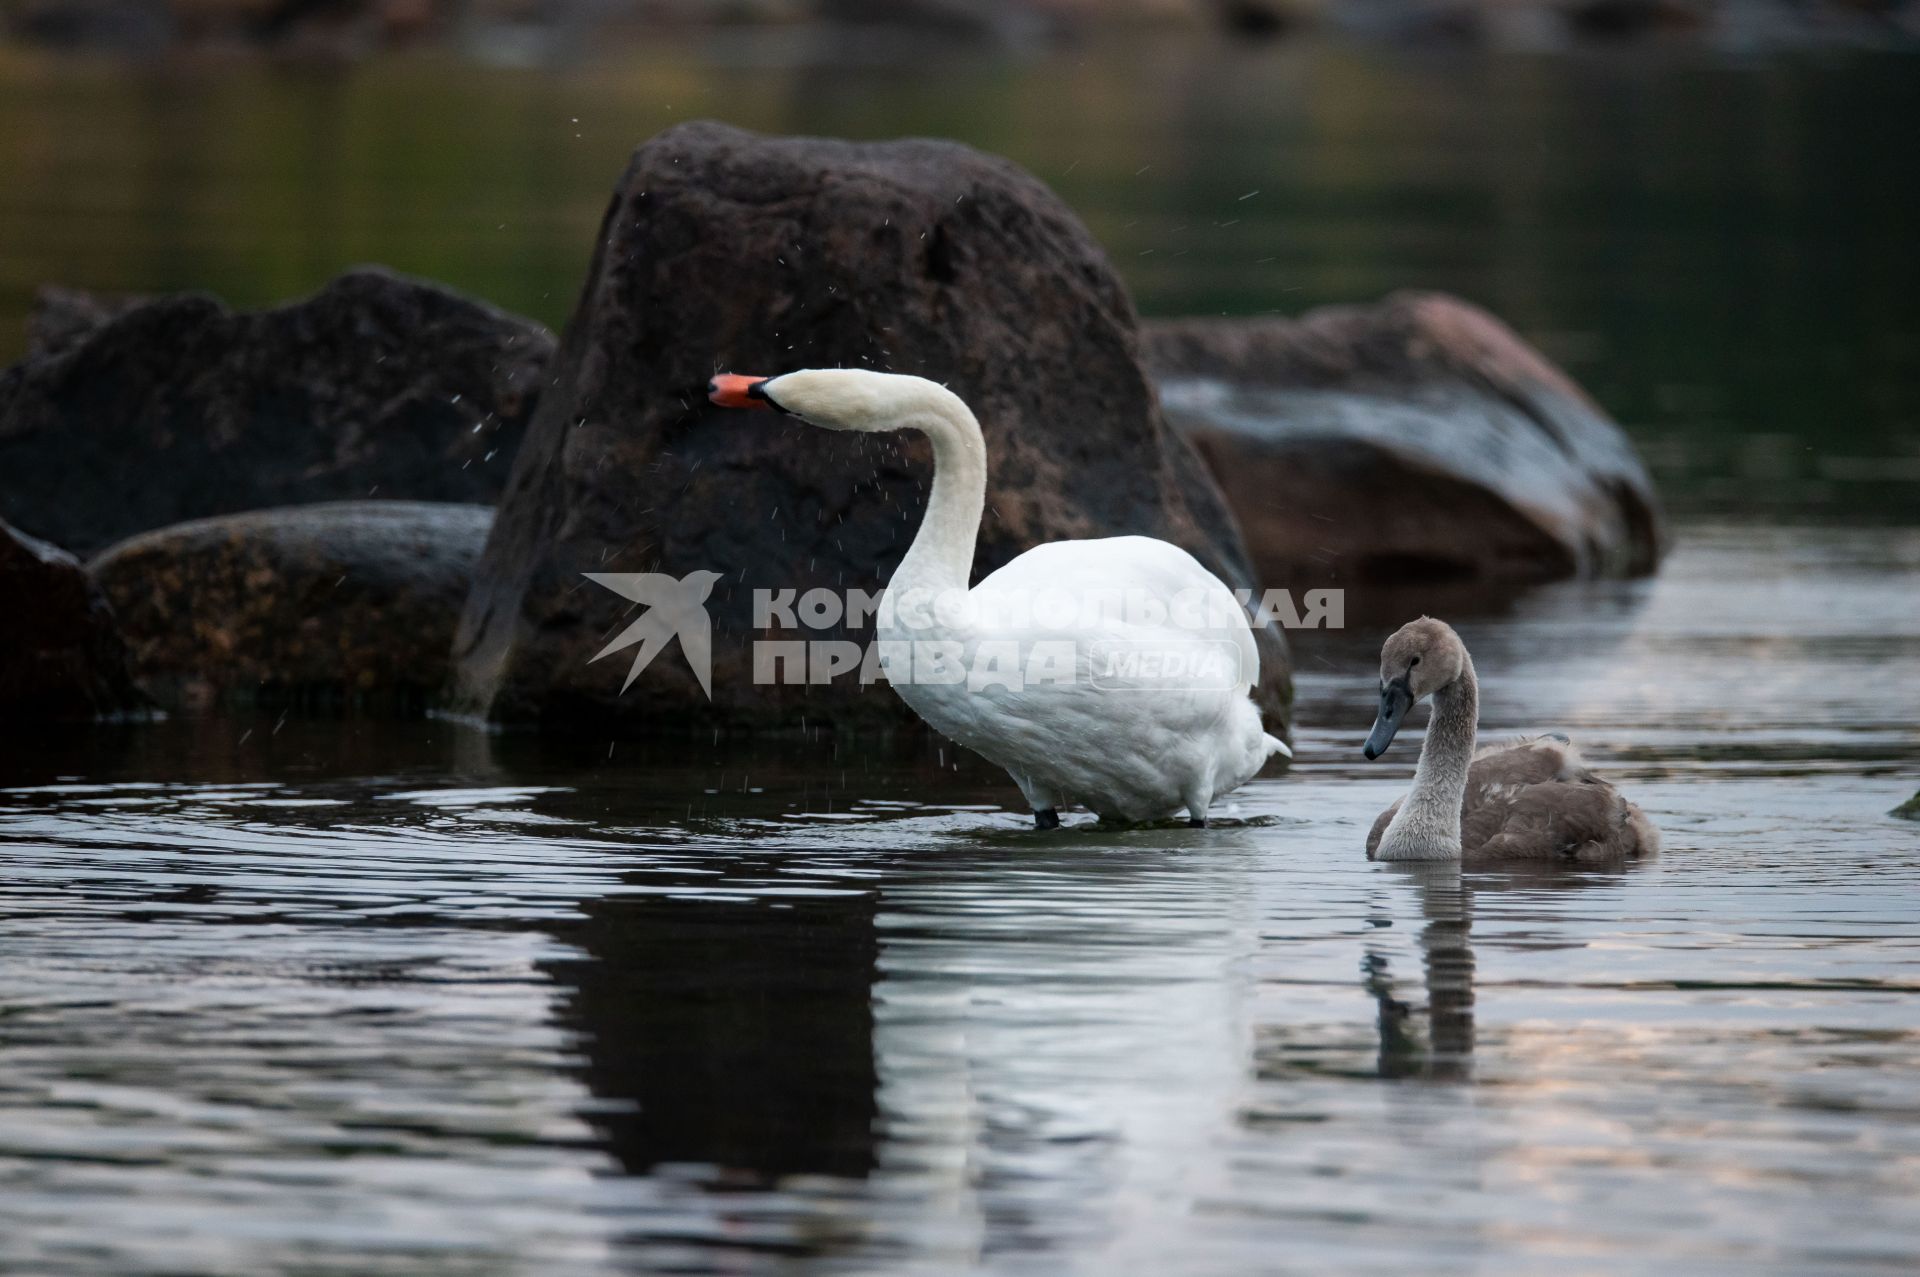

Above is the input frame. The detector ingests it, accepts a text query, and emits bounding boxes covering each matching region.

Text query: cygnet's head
[1363,617,1468,760]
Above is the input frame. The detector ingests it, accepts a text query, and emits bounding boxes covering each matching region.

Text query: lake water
[2,522,1917,1274]
[3,27,1919,1277]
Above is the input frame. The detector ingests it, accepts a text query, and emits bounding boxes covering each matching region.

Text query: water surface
[4,27,1918,1274]
[3,522,1916,1274]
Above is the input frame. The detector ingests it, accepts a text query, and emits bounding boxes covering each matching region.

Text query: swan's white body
[732,368,1286,825]
[880,534,1280,823]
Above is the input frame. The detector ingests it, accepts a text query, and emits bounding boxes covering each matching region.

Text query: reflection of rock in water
[0,714,509,789]
[551,888,880,1182]
[1364,866,1476,1081]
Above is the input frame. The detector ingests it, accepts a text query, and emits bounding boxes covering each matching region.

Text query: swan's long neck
[887,393,988,599]
[1385,655,1479,857]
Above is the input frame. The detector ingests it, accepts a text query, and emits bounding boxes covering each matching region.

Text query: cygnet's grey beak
[1363,677,1413,760]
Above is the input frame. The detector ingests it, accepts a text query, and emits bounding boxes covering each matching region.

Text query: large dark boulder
[90,501,494,712]
[0,267,555,555]
[24,284,148,360]
[1143,293,1665,599]
[453,120,1289,734]
[0,517,145,720]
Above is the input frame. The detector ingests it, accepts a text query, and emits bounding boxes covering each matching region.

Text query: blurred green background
[2,30,1916,517]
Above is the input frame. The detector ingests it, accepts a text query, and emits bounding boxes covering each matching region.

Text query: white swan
[1362,617,1659,862]
[709,368,1288,827]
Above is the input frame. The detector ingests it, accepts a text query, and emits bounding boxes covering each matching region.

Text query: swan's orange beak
[708,374,771,410]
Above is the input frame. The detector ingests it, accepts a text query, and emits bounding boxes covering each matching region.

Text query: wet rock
[7,0,447,54]
[1563,0,1710,39]
[90,501,494,712]
[0,267,555,556]
[813,0,1075,45]
[0,517,146,720]
[1142,292,1665,602]
[8,0,172,52]
[453,120,1289,734]
[1894,792,1920,821]
[1215,0,1307,40]
[25,285,148,360]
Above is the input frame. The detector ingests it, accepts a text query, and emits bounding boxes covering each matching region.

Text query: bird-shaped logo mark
[583,569,723,699]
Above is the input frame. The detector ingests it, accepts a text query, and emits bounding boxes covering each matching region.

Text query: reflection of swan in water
[541,815,1272,1267]
[1365,864,1476,1081]
[1362,862,1647,1082]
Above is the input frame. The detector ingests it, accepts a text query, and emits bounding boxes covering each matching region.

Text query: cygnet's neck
[1380,654,1479,860]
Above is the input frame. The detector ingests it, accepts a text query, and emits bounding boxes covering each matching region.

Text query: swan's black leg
[1187,816,1208,828]
[1034,808,1060,831]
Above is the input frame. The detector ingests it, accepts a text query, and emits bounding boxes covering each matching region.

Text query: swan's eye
[1409,656,1420,667]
